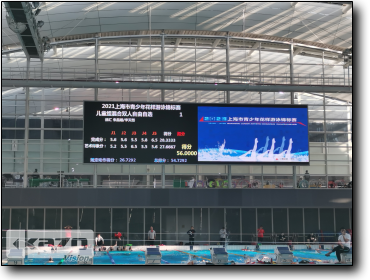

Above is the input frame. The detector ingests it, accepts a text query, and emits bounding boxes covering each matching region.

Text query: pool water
[21,249,340,265]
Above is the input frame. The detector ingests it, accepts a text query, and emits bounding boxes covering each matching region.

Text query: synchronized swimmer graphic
[198,136,309,162]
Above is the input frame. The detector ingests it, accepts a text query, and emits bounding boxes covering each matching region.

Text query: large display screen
[83,102,309,165]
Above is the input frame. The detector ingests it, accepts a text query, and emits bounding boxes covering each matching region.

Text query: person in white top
[219,227,227,244]
[95,233,104,246]
[325,228,351,263]
[188,177,195,188]
[148,226,156,245]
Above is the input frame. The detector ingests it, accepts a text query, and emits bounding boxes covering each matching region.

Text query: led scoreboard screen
[83,102,309,165]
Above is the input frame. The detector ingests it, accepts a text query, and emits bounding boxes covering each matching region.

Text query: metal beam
[247,42,259,57]
[174,31,185,51]
[293,47,303,57]
[210,38,221,52]
[161,32,165,101]
[342,4,352,14]
[51,38,57,55]
[2,79,352,93]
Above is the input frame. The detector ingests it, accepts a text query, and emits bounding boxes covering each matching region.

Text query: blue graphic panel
[197,106,309,163]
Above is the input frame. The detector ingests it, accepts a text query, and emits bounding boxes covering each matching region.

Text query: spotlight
[34,8,41,16]
[215,83,218,85]
[115,81,119,84]
[279,91,283,94]
[54,107,59,110]
[37,21,44,28]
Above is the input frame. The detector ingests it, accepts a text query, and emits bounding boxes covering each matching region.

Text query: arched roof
[2,2,352,49]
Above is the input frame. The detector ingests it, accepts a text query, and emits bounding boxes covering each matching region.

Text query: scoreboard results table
[83,102,198,164]
[83,101,310,165]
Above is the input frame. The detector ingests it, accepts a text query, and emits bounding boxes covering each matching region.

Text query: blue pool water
[20,249,339,265]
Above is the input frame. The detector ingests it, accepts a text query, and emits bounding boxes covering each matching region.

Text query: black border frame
[83,101,310,165]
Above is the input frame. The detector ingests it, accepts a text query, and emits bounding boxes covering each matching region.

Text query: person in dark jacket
[187,226,196,245]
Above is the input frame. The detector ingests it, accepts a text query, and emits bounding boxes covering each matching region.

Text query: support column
[23,58,30,188]
[290,43,297,188]
[226,33,230,103]
[161,31,165,101]
[40,62,44,178]
[93,37,99,188]
[323,51,328,188]
[161,33,166,188]
[226,33,232,188]
[259,42,262,104]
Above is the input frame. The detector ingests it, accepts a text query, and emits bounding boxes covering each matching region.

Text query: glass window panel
[309,133,325,142]
[326,133,349,142]
[257,209,272,242]
[62,208,77,230]
[16,119,25,128]
[45,209,61,229]
[2,209,10,249]
[44,119,61,128]
[320,208,334,234]
[44,130,61,139]
[178,208,192,244]
[128,208,143,246]
[1,130,25,139]
[304,208,319,236]
[289,209,304,242]
[62,131,83,140]
[210,208,224,244]
[335,209,350,232]
[96,208,111,245]
[11,209,27,229]
[194,208,209,243]
[29,130,41,139]
[326,121,349,132]
[226,208,240,244]
[29,119,41,128]
[144,208,160,245]
[309,122,324,132]
[28,208,44,230]
[2,119,15,127]
[161,208,176,245]
[273,209,287,235]
[112,208,128,244]
[62,119,83,128]
[79,208,94,230]
[242,208,256,243]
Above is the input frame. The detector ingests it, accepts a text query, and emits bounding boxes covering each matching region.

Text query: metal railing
[2,178,351,189]
[2,67,352,86]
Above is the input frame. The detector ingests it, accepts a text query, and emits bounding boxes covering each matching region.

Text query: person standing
[148,226,156,245]
[219,227,227,245]
[114,232,124,250]
[278,233,286,244]
[189,177,195,188]
[187,226,196,245]
[64,225,72,246]
[257,226,265,243]
[325,228,351,263]
[95,233,104,247]
[153,178,156,188]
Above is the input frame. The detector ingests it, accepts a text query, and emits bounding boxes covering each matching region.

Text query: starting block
[145,247,162,265]
[211,248,228,265]
[274,246,294,264]
[77,248,94,265]
[7,249,25,265]
[340,248,352,264]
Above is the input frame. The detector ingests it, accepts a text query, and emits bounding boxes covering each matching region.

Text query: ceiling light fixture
[34,8,41,16]
[37,21,44,28]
